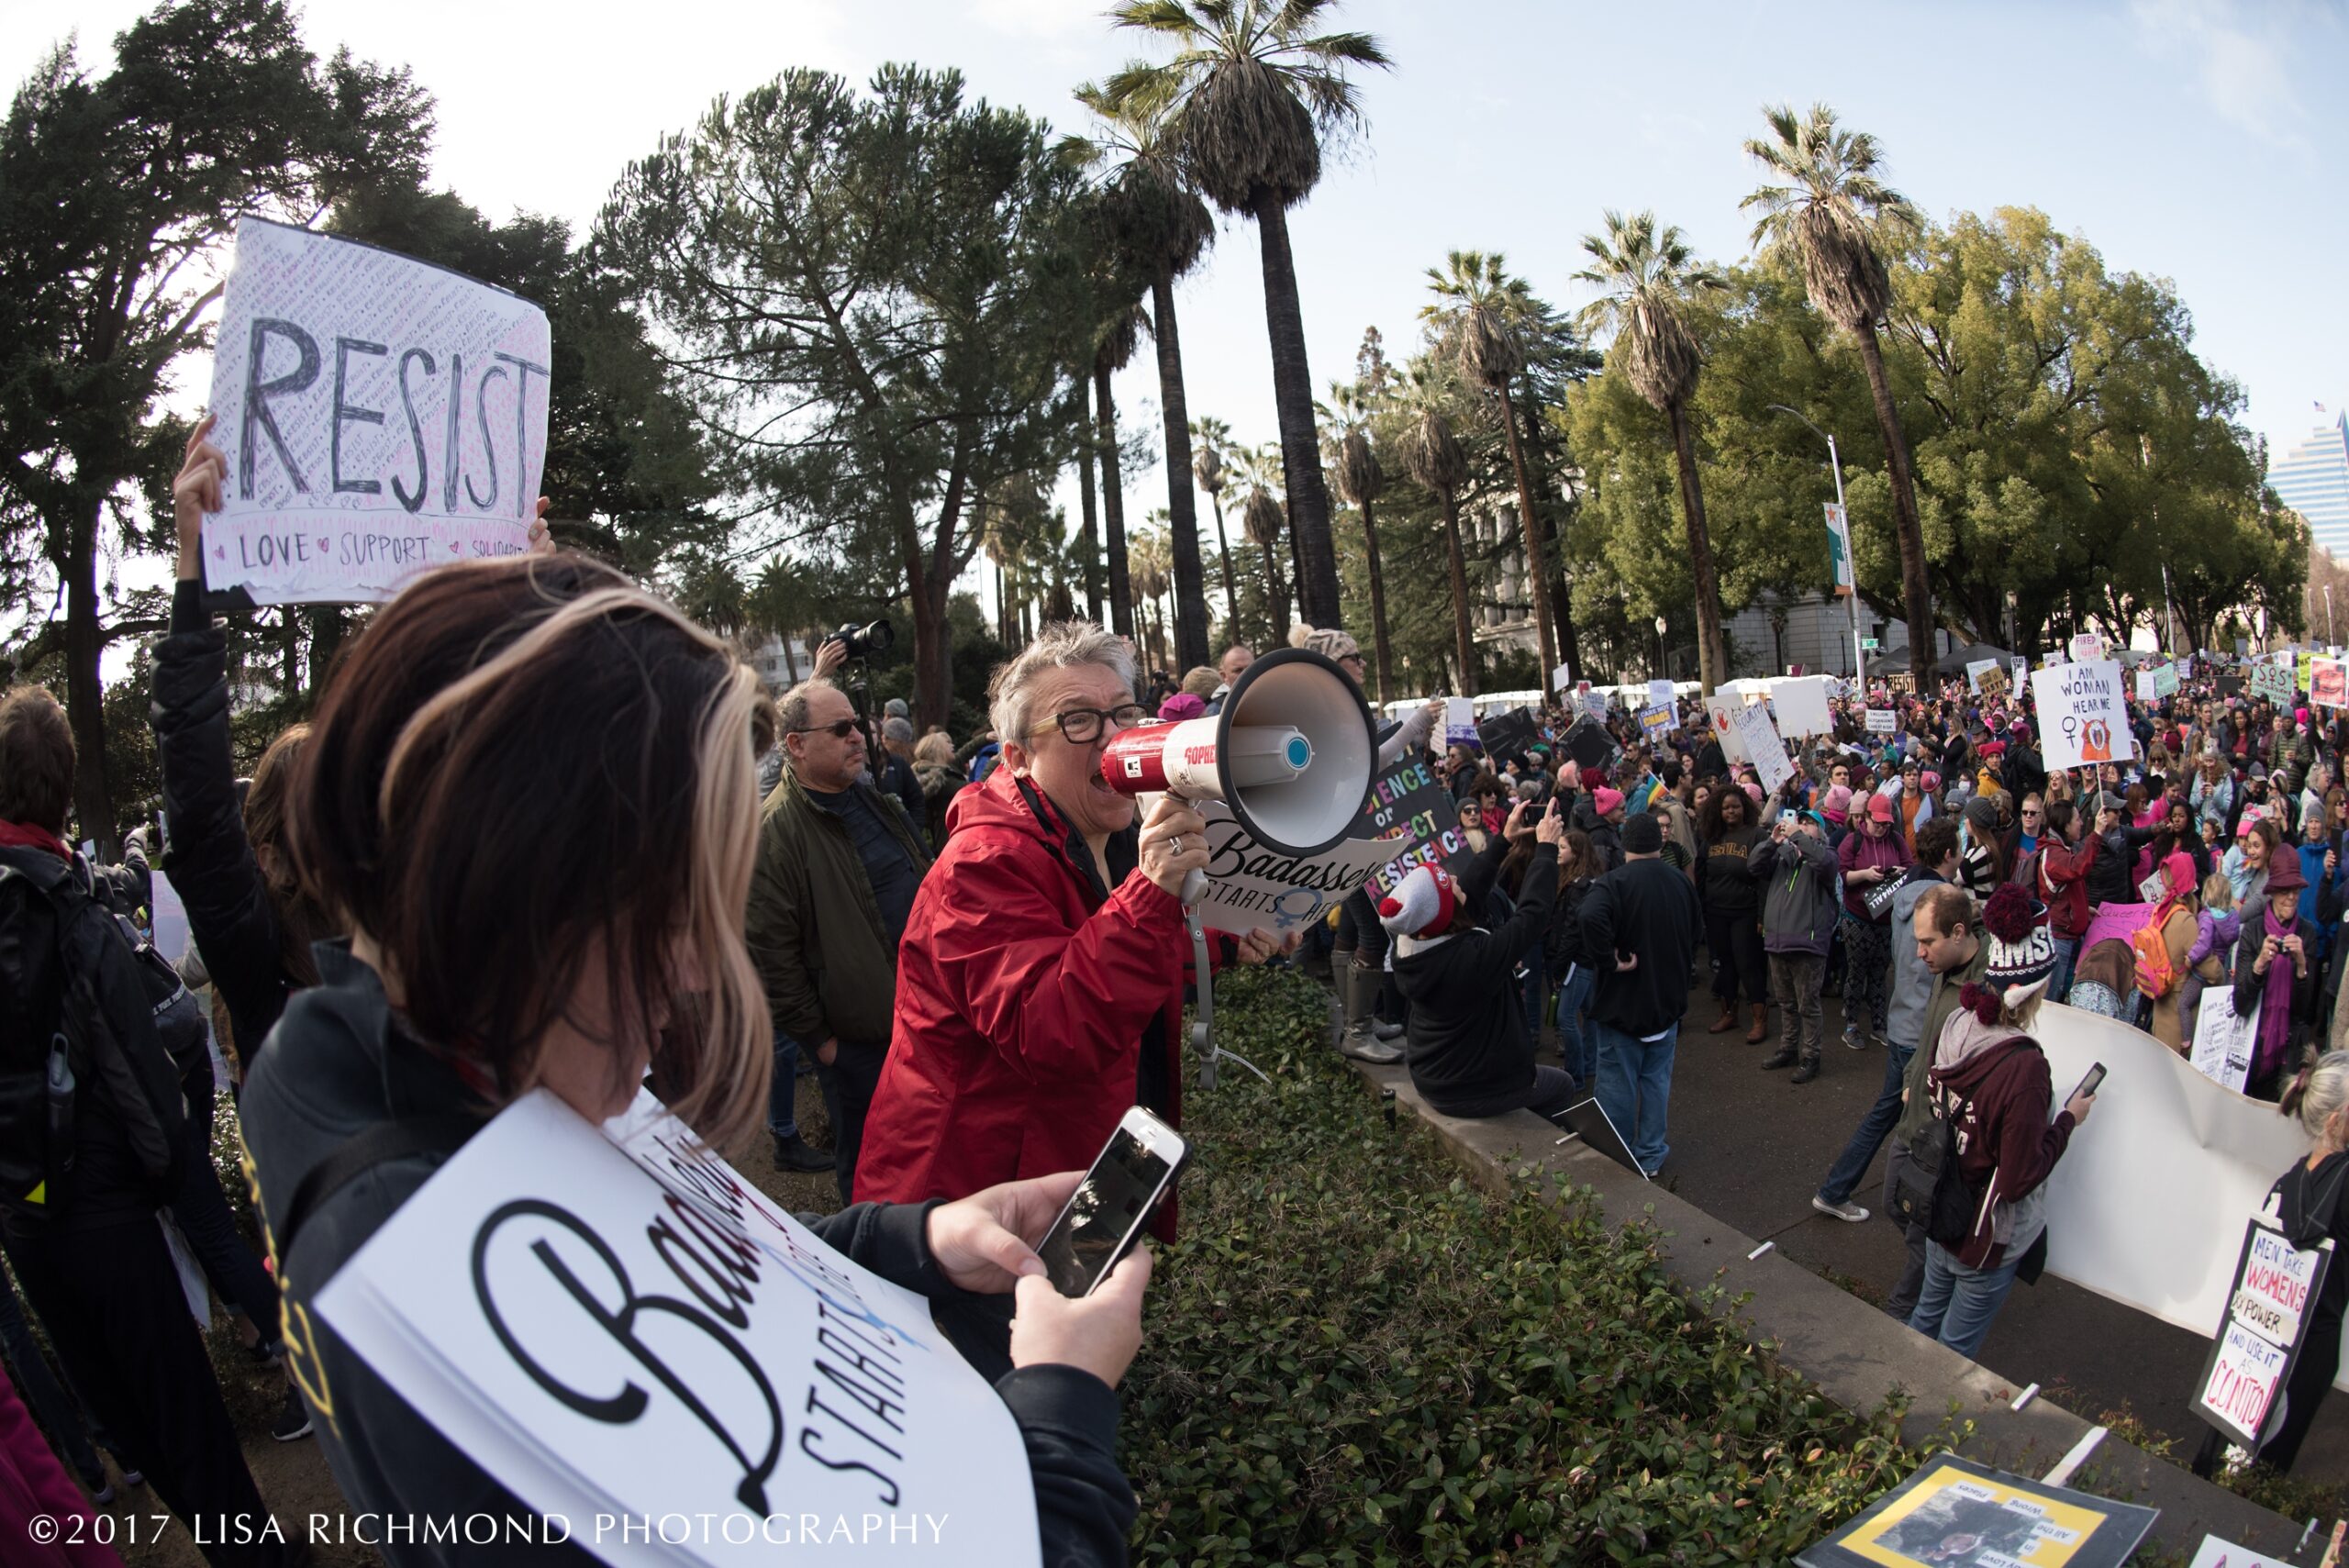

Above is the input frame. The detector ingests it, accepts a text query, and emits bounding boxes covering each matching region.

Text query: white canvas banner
[1646,679,1674,712]
[2029,1004,2343,1391]
[203,217,551,605]
[316,1090,1042,1563]
[2029,660,2136,772]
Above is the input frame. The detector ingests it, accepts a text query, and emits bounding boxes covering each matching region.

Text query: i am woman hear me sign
[2030,660,2135,772]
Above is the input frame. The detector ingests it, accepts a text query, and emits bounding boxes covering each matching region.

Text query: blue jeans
[1555,965,1596,1088]
[767,1032,802,1140]
[1593,1019,1677,1175]
[1818,1040,1914,1207]
[1908,1235,2030,1360]
[2048,935,2078,1006]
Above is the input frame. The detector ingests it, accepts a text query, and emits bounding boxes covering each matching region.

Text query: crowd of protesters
[5,418,2348,1568]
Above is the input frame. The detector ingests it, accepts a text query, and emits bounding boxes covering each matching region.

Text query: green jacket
[744,766,932,1049]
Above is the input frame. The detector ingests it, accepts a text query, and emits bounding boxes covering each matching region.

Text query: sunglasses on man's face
[790,718,866,740]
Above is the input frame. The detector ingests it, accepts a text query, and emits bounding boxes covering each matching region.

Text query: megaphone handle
[1186,907,1272,1090]
[1188,910,1217,1092]
[1179,867,1208,906]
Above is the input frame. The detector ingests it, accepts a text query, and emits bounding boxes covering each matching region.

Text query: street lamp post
[1768,404,1866,685]
[2328,582,2335,649]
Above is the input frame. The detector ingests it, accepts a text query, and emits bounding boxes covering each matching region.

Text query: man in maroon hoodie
[1907,884,2099,1360]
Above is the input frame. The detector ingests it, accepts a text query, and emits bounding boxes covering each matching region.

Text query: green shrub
[1130,965,1942,1565]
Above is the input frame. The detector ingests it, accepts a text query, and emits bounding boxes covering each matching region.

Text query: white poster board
[2188,985,2257,1093]
[2029,1004,2344,1392]
[2070,632,2107,662]
[1707,702,1749,766]
[1443,696,1478,748]
[1729,702,1793,795]
[2028,660,2135,771]
[1551,662,1572,694]
[1770,675,1833,739]
[1965,658,2001,695]
[2011,656,2028,686]
[315,1089,1041,1563]
[2135,670,2160,703]
[1865,708,1898,736]
[150,869,191,972]
[1645,679,1674,712]
[202,217,551,605]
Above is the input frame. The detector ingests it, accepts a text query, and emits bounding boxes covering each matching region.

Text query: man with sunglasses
[747,677,933,1200]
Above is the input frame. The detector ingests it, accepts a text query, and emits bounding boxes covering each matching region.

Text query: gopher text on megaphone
[1097,646,1376,906]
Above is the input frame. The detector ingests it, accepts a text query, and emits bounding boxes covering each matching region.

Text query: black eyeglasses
[1040,704,1150,744]
[789,718,866,739]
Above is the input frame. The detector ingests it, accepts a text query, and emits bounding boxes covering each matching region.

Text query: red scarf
[0,820,71,862]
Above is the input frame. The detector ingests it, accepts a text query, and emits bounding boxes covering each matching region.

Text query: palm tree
[1105,0,1391,632]
[1395,364,1478,695]
[1130,520,1174,673]
[1094,302,1152,638]
[1318,384,1394,703]
[1238,447,1291,644]
[1190,415,1239,631]
[1573,210,1731,695]
[1422,250,1557,675]
[1071,83,1215,670]
[1743,103,1932,681]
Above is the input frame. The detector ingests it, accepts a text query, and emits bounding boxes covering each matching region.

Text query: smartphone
[1779,809,1797,826]
[2070,1063,2107,1102]
[1035,1106,1191,1298]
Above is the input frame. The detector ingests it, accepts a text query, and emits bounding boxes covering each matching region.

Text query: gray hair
[777,678,836,737]
[882,715,914,745]
[988,621,1135,747]
[2283,1050,2349,1140]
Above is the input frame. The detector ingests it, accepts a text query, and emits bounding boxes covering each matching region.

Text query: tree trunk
[1359,496,1395,706]
[1251,197,1340,628]
[1517,392,1581,680]
[306,606,347,695]
[1440,491,1478,698]
[1075,374,1104,625]
[1497,382,1555,675]
[1206,493,1235,639]
[62,502,117,857]
[1094,361,1133,638]
[1258,540,1289,642]
[1151,275,1210,673]
[911,577,951,733]
[1666,401,1725,695]
[1854,323,1933,684]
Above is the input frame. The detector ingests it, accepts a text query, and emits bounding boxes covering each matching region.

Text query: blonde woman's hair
[2282,1051,2349,1142]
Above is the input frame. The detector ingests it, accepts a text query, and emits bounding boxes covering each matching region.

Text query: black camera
[832,619,894,660]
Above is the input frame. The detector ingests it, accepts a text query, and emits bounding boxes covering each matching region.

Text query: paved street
[1620,969,2349,1475]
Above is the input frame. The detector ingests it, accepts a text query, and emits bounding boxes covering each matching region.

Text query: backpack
[1888,1042,2024,1249]
[2132,909,2182,998]
[0,852,193,1229]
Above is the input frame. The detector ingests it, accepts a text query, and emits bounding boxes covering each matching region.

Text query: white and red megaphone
[1098,646,1376,905]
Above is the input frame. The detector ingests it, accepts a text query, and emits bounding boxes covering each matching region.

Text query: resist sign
[203,217,551,605]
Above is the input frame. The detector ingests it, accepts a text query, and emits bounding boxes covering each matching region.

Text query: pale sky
[8,0,2344,631]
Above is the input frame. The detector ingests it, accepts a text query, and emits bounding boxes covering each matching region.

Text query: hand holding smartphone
[1036,1106,1190,1298]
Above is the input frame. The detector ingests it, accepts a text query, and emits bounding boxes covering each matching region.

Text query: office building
[2274,411,2349,555]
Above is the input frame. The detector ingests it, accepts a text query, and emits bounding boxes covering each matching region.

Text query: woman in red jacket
[856,624,1288,1212]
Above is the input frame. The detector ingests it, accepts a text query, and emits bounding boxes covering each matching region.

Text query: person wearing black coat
[2233,858,2330,1101]
[1579,814,1704,1176]
[1387,803,1573,1118]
